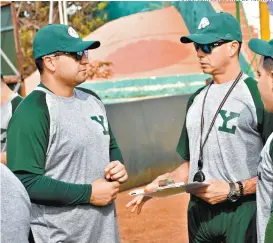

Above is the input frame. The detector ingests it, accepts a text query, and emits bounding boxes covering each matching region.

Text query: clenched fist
[104,160,128,183]
[90,178,120,206]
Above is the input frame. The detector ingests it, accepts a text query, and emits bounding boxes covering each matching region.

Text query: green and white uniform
[1,93,31,242]
[1,163,31,243]
[7,83,123,243]
[1,93,22,152]
[257,133,273,243]
[177,74,273,243]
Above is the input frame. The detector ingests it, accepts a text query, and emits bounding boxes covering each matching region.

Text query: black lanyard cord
[198,71,243,169]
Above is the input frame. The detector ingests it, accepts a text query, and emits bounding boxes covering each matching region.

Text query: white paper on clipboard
[129,182,209,198]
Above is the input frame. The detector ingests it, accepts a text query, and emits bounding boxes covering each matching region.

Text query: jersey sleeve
[11,95,23,114]
[176,86,206,161]
[16,173,91,206]
[7,91,91,206]
[7,91,49,174]
[109,123,124,163]
[261,111,273,145]
[244,77,273,144]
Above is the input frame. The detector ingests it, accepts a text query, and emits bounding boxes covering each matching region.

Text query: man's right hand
[90,178,120,206]
[126,162,189,214]
[126,173,169,214]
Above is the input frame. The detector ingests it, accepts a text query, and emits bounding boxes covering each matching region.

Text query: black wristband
[236,181,244,196]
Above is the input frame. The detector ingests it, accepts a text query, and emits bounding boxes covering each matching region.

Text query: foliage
[88,61,113,80]
[15,1,112,79]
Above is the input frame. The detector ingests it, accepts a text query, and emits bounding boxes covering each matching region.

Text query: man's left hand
[190,179,229,205]
[104,161,128,183]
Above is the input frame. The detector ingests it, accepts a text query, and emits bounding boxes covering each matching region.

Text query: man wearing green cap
[127,12,273,242]
[248,37,273,243]
[7,24,128,243]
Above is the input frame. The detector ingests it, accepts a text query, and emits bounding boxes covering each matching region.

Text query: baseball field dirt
[116,189,190,243]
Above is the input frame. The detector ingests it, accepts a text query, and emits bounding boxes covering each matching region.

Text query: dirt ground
[116,188,190,243]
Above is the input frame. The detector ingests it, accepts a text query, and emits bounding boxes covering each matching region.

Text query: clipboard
[129,182,209,198]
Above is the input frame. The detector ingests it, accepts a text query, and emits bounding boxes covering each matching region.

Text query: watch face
[229,194,239,203]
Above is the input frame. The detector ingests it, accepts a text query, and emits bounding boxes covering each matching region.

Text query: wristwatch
[227,182,241,202]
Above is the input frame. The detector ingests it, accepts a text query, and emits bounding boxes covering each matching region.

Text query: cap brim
[180,34,221,44]
[248,38,273,57]
[64,40,101,52]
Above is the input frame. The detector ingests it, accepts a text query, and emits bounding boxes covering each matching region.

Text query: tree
[15,1,112,79]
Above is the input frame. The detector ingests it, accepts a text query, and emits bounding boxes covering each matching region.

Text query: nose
[80,54,89,65]
[196,48,205,58]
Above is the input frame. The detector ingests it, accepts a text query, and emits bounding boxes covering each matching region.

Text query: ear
[229,41,239,57]
[43,57,56,72]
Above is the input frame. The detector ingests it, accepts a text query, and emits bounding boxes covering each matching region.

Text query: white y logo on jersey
[91,116,109,135]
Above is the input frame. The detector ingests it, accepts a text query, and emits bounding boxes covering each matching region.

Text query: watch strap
[236,181,244,197]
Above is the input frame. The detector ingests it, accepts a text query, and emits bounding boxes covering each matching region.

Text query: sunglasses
[47,50,89,61]
[194,40,232,54]
[193,159,206,182]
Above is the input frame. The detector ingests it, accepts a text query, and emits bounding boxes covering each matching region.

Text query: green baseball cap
[180,12,242,44]
[248,38,273,57]
[33,24,100,59]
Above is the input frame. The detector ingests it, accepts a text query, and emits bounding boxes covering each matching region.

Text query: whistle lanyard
[197,71,243,170]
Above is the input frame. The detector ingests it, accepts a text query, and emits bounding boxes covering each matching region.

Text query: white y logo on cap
[68,27,79,38]
[198,17,210,30]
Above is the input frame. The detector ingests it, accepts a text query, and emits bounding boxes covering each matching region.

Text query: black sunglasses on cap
[47,50,88,61]
[194,40,232,54]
